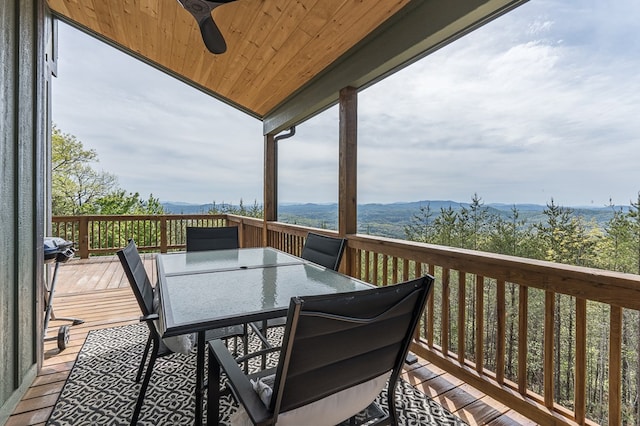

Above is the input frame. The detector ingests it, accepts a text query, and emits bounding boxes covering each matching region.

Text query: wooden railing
[51,214,264,258]
[258,221,640,426]
[50,214,640,425]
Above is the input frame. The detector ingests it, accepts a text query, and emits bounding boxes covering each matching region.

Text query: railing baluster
[496,279,506,385]
[442,267,450,357]
[458,271,466,363]
[392,257,398,284]
[382,254,388,285]
[609,305,622,426]
[364,251,370,283]
[353,248,361,279]
[518,285,528,395]
[475,275,484,374]
[544,290,555,408]
[427,264,435,348]
[575,297,586,424]
[402,258,409,281]
[372,252,379,286]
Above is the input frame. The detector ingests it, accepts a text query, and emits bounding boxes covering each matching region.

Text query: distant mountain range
[162,200,623,240]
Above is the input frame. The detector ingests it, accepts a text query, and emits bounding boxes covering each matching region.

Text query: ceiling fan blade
[177,0,236,54]
[199,14,227,54]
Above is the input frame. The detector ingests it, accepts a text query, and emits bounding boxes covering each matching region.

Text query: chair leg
[136,335,153,382]
[207,345,221,425]
[243,326,249,374]
[131,337,159,426]
[260,320,267,370]
[386,381,398,426]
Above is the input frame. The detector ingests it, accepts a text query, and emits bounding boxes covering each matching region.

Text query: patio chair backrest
[271,274,434,415]
[300,232,346,271]
[117,239,154,317]
[186,226,239,252]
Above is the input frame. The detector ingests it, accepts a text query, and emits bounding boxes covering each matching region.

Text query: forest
[403,193,640,425]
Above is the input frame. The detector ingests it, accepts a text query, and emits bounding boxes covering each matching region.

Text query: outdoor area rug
[47,323,467,425]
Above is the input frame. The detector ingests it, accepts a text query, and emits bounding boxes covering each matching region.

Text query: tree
[596,200,633,272]
[625,193,640,423]
[535,199,596,266]
[432,206,458,246]
[52,126,165,216]
[81,191,164,215]
[52,125,119,215]
[467,193,490,250]
[404,202,436,242]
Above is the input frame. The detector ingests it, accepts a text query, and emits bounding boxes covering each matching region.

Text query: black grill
[44,237,75,264]
[44,236,82,350]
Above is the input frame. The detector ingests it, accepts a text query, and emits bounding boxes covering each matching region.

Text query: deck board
[9,255,535,425]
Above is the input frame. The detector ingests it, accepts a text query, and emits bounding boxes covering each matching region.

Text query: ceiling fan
[176,0,238,54]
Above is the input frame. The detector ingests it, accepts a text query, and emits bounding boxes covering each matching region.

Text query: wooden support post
[339,86,357,274]
[160,216,167,253]
[78,216,89,258]
[263,133,277,247]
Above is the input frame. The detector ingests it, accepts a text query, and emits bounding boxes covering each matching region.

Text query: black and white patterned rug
[47,324,467,425]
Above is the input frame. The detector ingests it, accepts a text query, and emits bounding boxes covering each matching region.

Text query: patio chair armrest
[234,346,280,365]
[139,313,159,322]
[249,322,273,349]
[209,339,272,424]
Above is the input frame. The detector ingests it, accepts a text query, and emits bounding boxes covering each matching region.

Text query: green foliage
[401,192,640,424]
[535,199,597,266]
[52,125,164,216]
[52,125,118,215]
[80,191,165,215]
[404,203,436,242]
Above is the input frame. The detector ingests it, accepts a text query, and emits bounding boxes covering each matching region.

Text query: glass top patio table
[155,247,372,426]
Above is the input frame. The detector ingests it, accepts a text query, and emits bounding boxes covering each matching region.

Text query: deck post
[339,86,357,275]
[263,133,277,247]
[159,216,167,253]
[78,216,89,258]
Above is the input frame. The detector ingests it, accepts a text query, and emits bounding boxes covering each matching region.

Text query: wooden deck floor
[8,256,537,426]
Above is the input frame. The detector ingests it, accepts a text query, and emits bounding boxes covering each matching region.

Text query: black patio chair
[186,226,239,251]
[117,239,245,425]
[208,274,434,425]
[300,232,346,270]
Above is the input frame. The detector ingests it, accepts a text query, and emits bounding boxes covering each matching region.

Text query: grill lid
[44,237,75,263]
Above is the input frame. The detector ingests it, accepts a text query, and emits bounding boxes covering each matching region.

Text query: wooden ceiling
[46,0,527,133]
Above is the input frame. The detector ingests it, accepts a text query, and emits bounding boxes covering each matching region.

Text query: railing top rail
[52,214,229,221]
[265,221,341,237]
[347,233,640,310]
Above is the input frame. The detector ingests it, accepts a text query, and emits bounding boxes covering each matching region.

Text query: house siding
[0,0,48,422]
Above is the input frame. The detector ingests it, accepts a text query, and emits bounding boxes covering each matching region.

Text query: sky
[52,0,640,208]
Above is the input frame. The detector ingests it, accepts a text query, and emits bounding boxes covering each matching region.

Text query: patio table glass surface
[157,247,373,337]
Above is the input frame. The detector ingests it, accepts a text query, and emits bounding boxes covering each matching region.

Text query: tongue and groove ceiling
[46,0,526,133]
